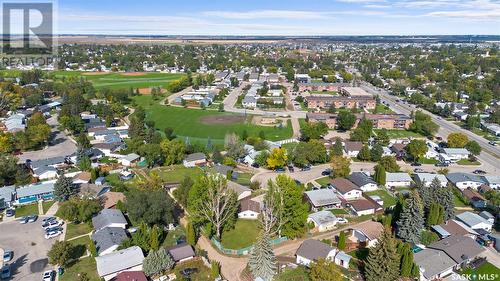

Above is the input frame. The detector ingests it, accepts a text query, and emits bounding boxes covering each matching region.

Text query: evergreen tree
[212,149,223,164]
[374,164,386,185]
[248,232,277,281]
[149,225,161,251]
[186,222,197,246]
[396,191,425,244]
[357,145,371,161]
[370,144,383,162]
[337,231,346,250]
[142,248,175,277]
[418,179,435,211]
[399,243,415,277]
[437,187,455,221]
[53,176,75,202]
[426,202,445,227]
[364,229,400,281]
[331,138,344,156]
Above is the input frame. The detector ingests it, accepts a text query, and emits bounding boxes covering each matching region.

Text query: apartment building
[306,113,412,129]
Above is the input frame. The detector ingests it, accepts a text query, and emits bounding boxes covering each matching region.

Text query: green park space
[221,219,259,249]
[42,200,55,214]
[373,129,424,138]
[52,70,186,90]
[133,95,293,142]
[65,222,93,240]
[370,104,395,114]
[14,203,38,218]
[60,256,100,281]
[155,165,204,183]
[365,189,397,208]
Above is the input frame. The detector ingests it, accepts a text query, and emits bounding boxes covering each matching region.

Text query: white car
[42,270,55,281]
[45,230,62,239]
[42,220,63,229]
[337,218,349,224]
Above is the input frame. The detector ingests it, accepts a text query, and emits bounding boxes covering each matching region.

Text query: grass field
[155,165,204,183]
[14,203,38,218]
[418,157,439,164]
[69,235,91,259]
[235,172,253,186]
[373,129,424,138]
[370,104,395,114]
[221,219,259,249]
[42,200,55,214]
[330,209,348,215]
[65,223,93,240]
[60,257,100,281]
[315,176,331,186]
[134,95,293,141]
[365,189,397,208]
[173,259,211,281]
[52,71,186,90]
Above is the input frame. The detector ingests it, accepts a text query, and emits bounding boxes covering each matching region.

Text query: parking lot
[0,218,60,280]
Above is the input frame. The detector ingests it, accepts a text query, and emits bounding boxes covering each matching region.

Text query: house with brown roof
[431,219,478,240]
[167,243,195,263]
[461,188,487,208]
[111,271,147,281]
[348,220,384,248]
[344,141,363,157]
[390,143,407,160]
[348,198,381,216]
[238,194,264,220]
[330,178,362,200]
[99,192,126,209]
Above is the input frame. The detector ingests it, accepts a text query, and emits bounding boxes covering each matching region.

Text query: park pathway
[45,201,59,216]
[38,201,43,215]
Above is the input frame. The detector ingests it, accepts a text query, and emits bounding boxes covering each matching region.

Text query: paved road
[361,83,500,174]
[0,219,59,281]
[17,115,77,163]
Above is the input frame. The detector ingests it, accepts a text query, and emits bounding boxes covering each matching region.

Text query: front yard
[457,159,481,165]
[155,165,204,183]
[275,266,311,281]
[315,176,331,187]
[60,256,100,281]
[14,203,38,218]
[460,261,500,276]
[65,222,93,240]
[221,219,259,249]
[235,172,253,186]
[173,259,211,281]
[42,200,55,214]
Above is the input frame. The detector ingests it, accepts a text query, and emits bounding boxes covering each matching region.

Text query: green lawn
[461,262,500,276]
[275,266,311,281]
[69,235,91,259]
[365,189,397,208]
[155,165,204,183]
[310,90,338,95]
[173,259,212,281]
[65,223,93,240]
[60,257,100,281]
[42,200,55,214]
[418,158,439,164]
[235,173,253,186]
[134,95,293,141]
[373,129,424,138]
[315,176,331,186]
[370,104,395,114]
[52,70,186,90]
[162,225,186,247]
[14,203,39,217]
[453,192,468,207]
[221,219,259,249]
[457,159,481,165]
[331,209,348,215]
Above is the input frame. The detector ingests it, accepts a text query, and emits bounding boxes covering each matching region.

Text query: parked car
[45,230,63,239]
[275,167,285,173]
[5,209,14,217]
[2,251,13,263]
[321,169,332,176]
[337,218,349,224]
[42,270,55,281]
[435,162,449,167]
[27,214,38,223]
[43,220,63,229]
[488,141,497,146]
[300,165,311,171]
[251,163,260,168]
[42,216,56,223]
[473,169,487,175]
[19,216,29,224]
[287,165,295,173]
[414,168,425,173]
[180,268,198,276]
[45,226,63,233]
[436,136,443,141]
[0,265,10,279]
[410,162,422,167]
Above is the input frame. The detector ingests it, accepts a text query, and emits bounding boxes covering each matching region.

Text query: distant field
[133,95,293,141]
[52,71,185,90]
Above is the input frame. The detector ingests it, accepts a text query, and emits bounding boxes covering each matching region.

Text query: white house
[348,199,381,216]
[414,173,448,187]
[456,211,493,232]
[296,240,337,267]
[344,141,363,158]
[441,148,470,162]
[120,153,140,167]
[482,176,500,190]
[348,172,378,192]
[446,173,485,190]
[33,166,59,180]
[238,195,264,220]
[92,227,128,256]
[425,140,440,159]
[349,221,384,248]
[95,246,144,281]
[92,209,128,231]
[330,178,362,200]
[386,172,413,189]
[307,211,338,232]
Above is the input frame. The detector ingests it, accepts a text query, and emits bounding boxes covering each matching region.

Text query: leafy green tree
[160,139,186,165]
[337,110,356,130]
[337,231,346,250]
[224,133,245,159]
[54,176,75,202]
[300,122,328,141]
[0,154,18,186]
[186,222,197,246]
[426,202,444,227]
[465,140,481,156]
[397,191,425,244]
[149,225,161,251]
[331,137,344,156]
[48,241,73,266]
[374,164,386,185]
[357,145,371,161]
[266,148,288,169]
[310,258,342,281]
[173,176,194,208]
[364,230,400,281]
[398,243,417,278]
[126,189,175,226]
[211,261,221,279]
[78,155,92,171]
[405,139,427,162]
[330,155,351,178]
[143,248,175,277]
[370,144,383,162]
[376,128,390,146]
[378,156,400,172]
[420,230,439,246]
[248,232,277,281]
[255,151,270,167]
[350,118,373,142]
[88,239,97,257]
[410,111,439,136]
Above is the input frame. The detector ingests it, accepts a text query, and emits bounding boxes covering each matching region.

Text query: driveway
[0,218,59,281]
[17,115,77,163]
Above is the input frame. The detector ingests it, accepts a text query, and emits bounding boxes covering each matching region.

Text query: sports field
[52,71,185,90]
[134,95,293,142]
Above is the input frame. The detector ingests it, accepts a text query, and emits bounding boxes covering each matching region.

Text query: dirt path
[290,117,301,139]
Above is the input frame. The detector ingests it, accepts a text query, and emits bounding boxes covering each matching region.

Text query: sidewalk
[38,201,44,215]
[45,202,59,216]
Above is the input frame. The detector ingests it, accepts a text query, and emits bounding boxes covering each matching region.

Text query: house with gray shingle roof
[95,246,144,281]
[348,172,378,192]
[296,239,337,267]
[183,153,206,167]
[385,172,412,188]
[92,227,128,256]
[304,189,342,212]
[0,186,15,209]
[167,243,195,263]
[413,173,448,187]
[455,211,493,232]
[446,173,485,190]
[92,209,127,231]
[414,248,456,280]
[307,211,338,232]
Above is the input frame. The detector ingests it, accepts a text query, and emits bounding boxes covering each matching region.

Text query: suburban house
[446,173,485,190]
[344,141,363,157]
[481,175,500,189]
[99,192,126,209]
[111,271,147,281]
[441,148,470,162]
[413,173,448,187]
[479,211,495,224]
[238,195,264,219]
[425,140,440,159]
[16,180,56,205]
[304,189,342,212]
[227,181,252,201]
[72,171,92,184]
[92,227,128,256]
[167,243,195,263]
[92,209,128,231]
[0,186,15,209]
[32,166,59,180]
[348,221,384,248]
[183,153,207,167]
[414,236,485,281]
[455,211,493,232]
[212,164,234,178]
[348,172,378,192]
[120,153,141,167]
[348,198,381,216]
[78,183,110,198]
[307,210,338,232]
[461,189,487,208]
[432,219,479,240]
[295,239,337,267]
[390,143,406,160]
[385,172,413,189]
[95,246,145,281]
[330,178,362,200]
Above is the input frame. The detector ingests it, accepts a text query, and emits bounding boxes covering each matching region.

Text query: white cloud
[202,10,329,20]
[337,0,386,3]
[426,9,500,19]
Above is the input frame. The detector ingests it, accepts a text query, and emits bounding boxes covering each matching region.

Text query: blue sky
[46,0,500,35]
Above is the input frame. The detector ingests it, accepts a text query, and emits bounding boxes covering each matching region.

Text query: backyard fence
[211,236,288,256]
